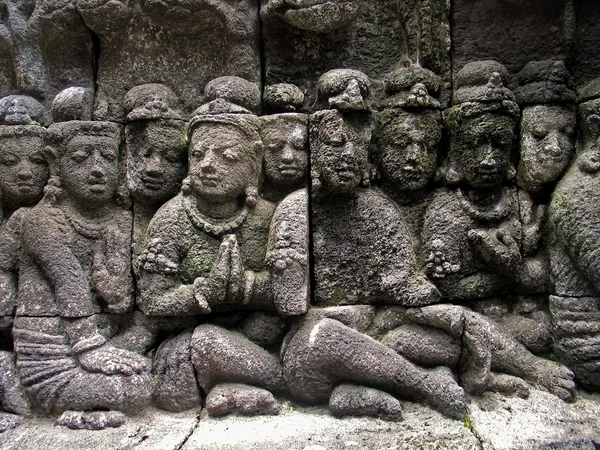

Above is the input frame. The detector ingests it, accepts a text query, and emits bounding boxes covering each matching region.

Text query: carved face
[60,135,120,206]
[377,112,440,192]
[518,105,575,192]
[314,114,367,194]
[265,0,359,33]
[453,113,515,189]
[126,121,186,205]
[189,123,258,203]
[262,119,308,188]
[0,134,48,209]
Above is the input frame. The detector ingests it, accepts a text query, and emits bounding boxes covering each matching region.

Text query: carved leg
[190,324,286,416]
[282,317,466,419]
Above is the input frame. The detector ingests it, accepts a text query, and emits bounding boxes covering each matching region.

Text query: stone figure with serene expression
[423,61,522,301]
[124,83,187,264]
[0,97,49,419]
[259,84,308,203]
[139,88,308,416]
[373,66,442,253]
[281,70,468,421]
[11,119,151,427]
[548,77,600,392]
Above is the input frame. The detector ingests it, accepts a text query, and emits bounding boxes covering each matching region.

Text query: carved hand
[194,235,234,311]
[468,228,521,274]
[78,343,149,377]
[92,230,132,313]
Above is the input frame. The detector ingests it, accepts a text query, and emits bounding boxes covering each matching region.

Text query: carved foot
[205,383,279,417]
[486,372,531,398]
[532,361,576,402]
[329,384,402,421]
[423,367,466,420]
[56,410,126,430]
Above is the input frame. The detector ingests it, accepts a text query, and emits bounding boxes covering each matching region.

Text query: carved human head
[310,109,371,195]
[514,61,576,192]
[185,113,263,206]
[444,61,519,190]
[45,121,122,207]
[124,84,187,206]
[373,66,442,193]
[260,113,308,191]
[260,0,359,34]
[0,125,48,214]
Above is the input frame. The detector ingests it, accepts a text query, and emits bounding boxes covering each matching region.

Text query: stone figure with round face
[373,66,443,251]
[138,106,305,417]
[0,125,48,224]
[259,113,308,203]
[518,105,575,193]
[12,120,152,420]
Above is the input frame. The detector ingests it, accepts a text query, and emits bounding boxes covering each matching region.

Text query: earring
[245,186,258,208]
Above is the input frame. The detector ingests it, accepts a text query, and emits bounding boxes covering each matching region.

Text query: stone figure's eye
[563,125,574,136]
[0,153,18,166]
[29,152,46,165]
[71,150,89,163]
[268,143,282,152]
[222,149,240,162]
[531,128,546,140]
[165,151,183,164]
[100,148,116,162]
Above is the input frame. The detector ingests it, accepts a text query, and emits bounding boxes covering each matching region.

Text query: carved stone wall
[0,0,599,433]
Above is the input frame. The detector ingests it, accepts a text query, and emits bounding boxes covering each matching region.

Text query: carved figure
[373,66,442,253]
[0,97,49,418]
[12,120,151,422]
[409,61,576,401]
[124,83,187,264]
[139,91,308,416]
[282,70,467,421]
[424,61,522,301]
[259,85,308,203]
[548,77,600,391]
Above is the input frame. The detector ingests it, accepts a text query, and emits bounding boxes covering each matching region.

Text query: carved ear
[587,114,600,142]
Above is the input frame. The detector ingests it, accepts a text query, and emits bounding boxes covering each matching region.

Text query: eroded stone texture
[0,1,94,103]
[13,119,152,419]
[261,0,451,108]
[77,0,260,121]
[372,65,442,254]
[548,79,600,392]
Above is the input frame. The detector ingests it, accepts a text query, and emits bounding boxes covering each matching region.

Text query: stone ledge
[1,390,598,450]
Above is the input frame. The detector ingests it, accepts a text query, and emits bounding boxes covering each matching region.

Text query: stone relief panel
[0,0,599,434]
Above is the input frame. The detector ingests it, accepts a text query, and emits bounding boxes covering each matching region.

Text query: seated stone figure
[0,97,49,418]
[407,61,575,401]
[12,119,151,424]
[372,66,442,254]
[548,77,600,392]
[139,96,308,416]
[282,69,467,421]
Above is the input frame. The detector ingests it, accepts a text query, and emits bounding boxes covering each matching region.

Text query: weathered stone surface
[329,384,402,421]
[261,0,451,108]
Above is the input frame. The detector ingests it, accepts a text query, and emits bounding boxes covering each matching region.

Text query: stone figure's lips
[199,176,219,187]
[16,182,33,192]
[142,175,164,190]
[278,165,303,176]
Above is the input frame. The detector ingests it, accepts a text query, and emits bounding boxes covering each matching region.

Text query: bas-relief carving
[548,78,600,391]
[77,0,261,121]
[0,1,598,429]
[261,0,451,108]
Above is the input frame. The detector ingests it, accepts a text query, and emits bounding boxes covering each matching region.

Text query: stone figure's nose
[544,132,562,157]
[281,144,295,162]
[480,143,497,167]
[18,163,33,179]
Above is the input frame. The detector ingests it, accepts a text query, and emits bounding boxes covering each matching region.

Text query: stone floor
[1,390,599,450]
